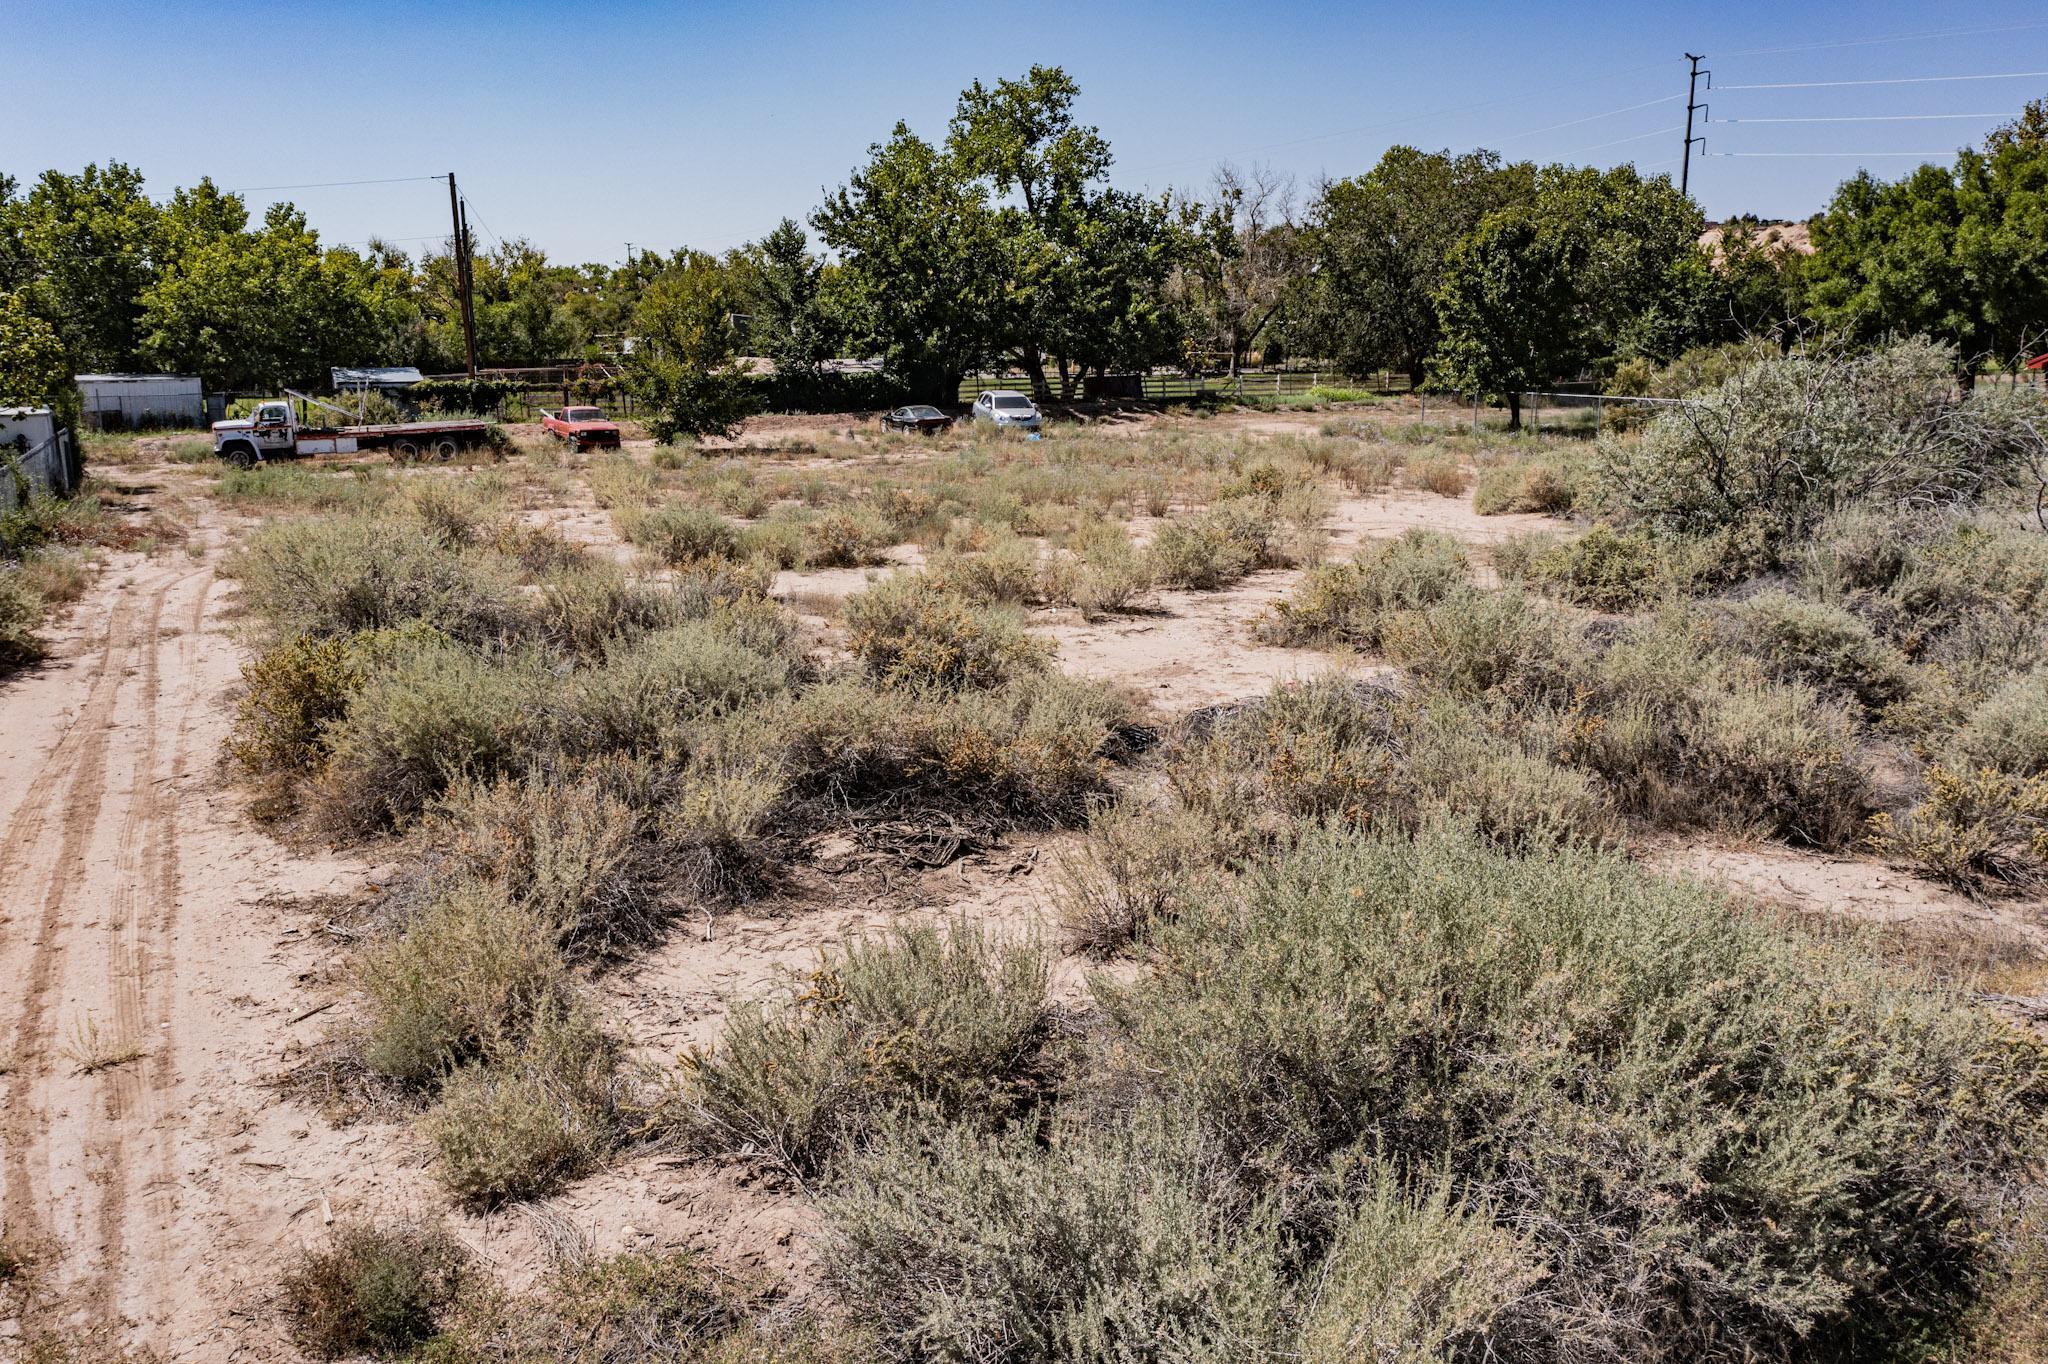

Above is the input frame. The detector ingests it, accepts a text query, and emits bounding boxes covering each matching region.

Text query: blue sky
[8,0,2046,264]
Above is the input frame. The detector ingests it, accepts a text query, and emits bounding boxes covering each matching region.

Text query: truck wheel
[221,444,256,469]
[432,437,459,462]
[392,439,421,463]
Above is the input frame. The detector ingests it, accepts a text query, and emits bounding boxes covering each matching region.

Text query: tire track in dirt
[0,565,206,1330]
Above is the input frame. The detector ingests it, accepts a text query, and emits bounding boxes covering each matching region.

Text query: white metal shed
[74,373,206,430]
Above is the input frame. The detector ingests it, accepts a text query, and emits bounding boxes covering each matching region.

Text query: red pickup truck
[541,405,622,451]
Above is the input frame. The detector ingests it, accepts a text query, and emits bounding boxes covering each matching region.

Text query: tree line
[3,76,2043,433]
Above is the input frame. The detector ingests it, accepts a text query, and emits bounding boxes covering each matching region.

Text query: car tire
[432,437,459,462]
[392,438,421,463]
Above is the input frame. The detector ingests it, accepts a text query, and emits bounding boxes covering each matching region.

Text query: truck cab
[212,401,297,466]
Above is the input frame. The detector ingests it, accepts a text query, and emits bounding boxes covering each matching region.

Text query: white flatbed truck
[211,393,495,467]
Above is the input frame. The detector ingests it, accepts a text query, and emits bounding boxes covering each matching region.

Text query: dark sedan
[881,404,955,434]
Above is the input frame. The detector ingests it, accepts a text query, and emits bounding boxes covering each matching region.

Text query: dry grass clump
[1954,669,2048,778]
[228,513,526,644]
[1493,523,1679,610]
[1472,452,1582,515]
[1404,451,1470,497]
[619,502,742,566]
[671,922,1054,1177]
[843,573,1050,691]
[1039,518,1154,618]
[1258,528,1468,648]
[1076,823,2048,1363]
[1869,764,2048,891]
[1717,588,1912,713]
[280,1220,469,1359]
[1,564,52,668]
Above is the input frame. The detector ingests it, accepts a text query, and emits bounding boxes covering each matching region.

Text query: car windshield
[993,396,1033,411]
[564,408,604,421]
[908,406,941,418]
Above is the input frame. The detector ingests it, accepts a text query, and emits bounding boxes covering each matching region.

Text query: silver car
[969,389,1042,431]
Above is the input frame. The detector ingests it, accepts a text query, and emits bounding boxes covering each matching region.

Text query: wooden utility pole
[1681,54,1708,198]
[446,172,478,377]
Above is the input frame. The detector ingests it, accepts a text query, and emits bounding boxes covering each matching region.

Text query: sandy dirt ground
[5,413,2036,1359]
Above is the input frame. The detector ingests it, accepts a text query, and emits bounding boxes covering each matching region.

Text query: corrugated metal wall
[76,377,206,430]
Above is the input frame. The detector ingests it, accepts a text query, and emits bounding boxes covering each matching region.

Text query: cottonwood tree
[1805,135,2048,388]
[814,123,1009,404]
[1528,163,1712,368]
[0,290,67,409]
[1173,164,1302,377]
[1299,147,1535,385]
[626,249,758,442]
[3,162,163,372]
[740,219,838,385]
[1427,208,1586,429]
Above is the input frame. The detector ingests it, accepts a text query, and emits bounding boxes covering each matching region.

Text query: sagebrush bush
[424,1000,621,1206]
[566,621,797,755]
[314,640,550,833]
[531,559,685,658]
[1093,822,2048,1362]
[1720,589,1911,712]
[0,565,45,668]
[925,524,1041,605]
[1379,587,1582,706]
[823,1111,1288,1364]
[1258,529,1468,648]
[619,502,741,566]
[280,1220,469,1359]
[674,921,1053,1176]
[1505,523,1673,610]
[844,573,1049,691]
[1954,669,2048,778]
[1039,519,1153,619]
[1869,764,2048,890]
[228,622,445,779]
[1472,455,1579,515]
[227,514,525,644]
[1054,800,1235,956]
[1145,495,1288,589]
[355,880,569,1086]
[433,1249,773,1362]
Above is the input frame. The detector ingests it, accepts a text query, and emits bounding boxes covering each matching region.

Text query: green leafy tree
[1172,164,1304,377]
[1428,209,1587,429]
[140,203,394,391]
[627,250,757,442]
[0,290,68,408]
[814,124,1008,403]
[741,219,838,382]
[1527,163,1711,368]
[6,163,163,372]
[1805,140,2048,386]
[1986,95,2048,154]
[1300,147,1536,385]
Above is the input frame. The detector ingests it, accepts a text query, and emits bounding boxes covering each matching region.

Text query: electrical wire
[1711,113,2007,123]
[225,174,446,194]
[1563,125,1685,156]
[1717,70,2048,91]
[1717,19,2048,59]
[1497,95,1682,144]
[1706,150,1958,158]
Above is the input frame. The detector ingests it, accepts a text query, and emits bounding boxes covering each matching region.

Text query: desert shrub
[1054,800,1235,956]
[1258,529,1468,648]
[280,1220,469,1359]
[674,922,1053,1176]
[1405,452,1469,497]
[1093,822,2048,1362]
[228,514,525,644]
[844,573,1049,691]
[429,760,666,953]
[1720,589,1911,712]
[588,457,657,509]
[1869,764,2048,891]
[1145,495,1284,589]
[1954,669,2048,778]
[1170,681,1613,855]
[619,502,741,566]
[1472,456,1580,515]
[424,1001,621,1206]
[1886,521,2048,675]
[315,640,551,833]
[400,477,499,547]
[1508,524,1672,610]
[1039,519,1153,619]
[566,621,797,754]
[822,1111,1288,1364]
[355,880,570,1086]
[434,1249,773,1363]
[0,565,47,667]
[531,559,685,658]
[1380,588,1583,706]
[925,524,1040,604]
[227,622,446,778]
[1599,339,2013,565]
[802,504,896,567]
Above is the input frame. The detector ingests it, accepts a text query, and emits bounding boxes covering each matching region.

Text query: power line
[1711,112,2008,124]
[1718,19,2048,59]
[1707,150,1959,158]
[1566,125,1684,156]
[1717,70,2048,91]
[225,174,446,194]
[1497,94,1681,144]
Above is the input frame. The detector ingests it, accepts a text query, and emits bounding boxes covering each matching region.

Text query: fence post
[1472,394,1480,435]
[1596,397,1604,435]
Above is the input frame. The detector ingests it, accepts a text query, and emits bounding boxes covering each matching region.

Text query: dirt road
[0,519,403,1359]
